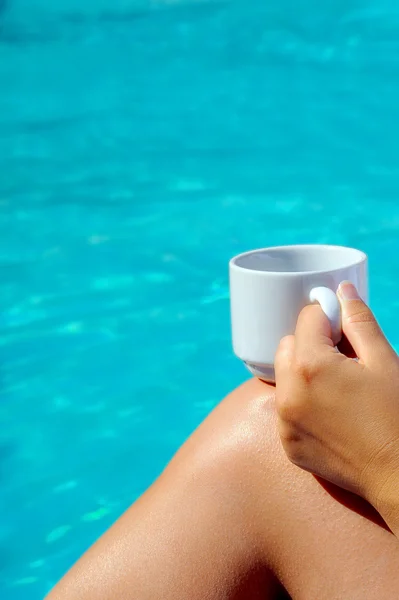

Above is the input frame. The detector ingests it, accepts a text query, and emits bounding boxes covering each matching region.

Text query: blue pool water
[2,0,399,597]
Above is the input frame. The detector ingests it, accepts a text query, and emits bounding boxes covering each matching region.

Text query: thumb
[338,281,392,364]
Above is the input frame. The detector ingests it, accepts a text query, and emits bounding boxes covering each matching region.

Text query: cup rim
[229,244,367,277]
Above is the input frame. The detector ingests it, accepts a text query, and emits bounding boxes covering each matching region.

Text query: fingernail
[338,281,360,300]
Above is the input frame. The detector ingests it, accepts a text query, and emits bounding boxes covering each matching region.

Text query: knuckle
[279,425,307,467]
[299,304,322,323]
[279,335,294,350]
[276,335,294,358]
[287,448,308,469]
[293,355,323,384]
[278,420,302,444]
[276,390,307,424]
[276,394,291,421]
[345,304,376,327]
[301,304,317,319]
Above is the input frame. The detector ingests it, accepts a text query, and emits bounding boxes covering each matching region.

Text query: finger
[275,336,295,418]
[275,335,295,384]
[294,304,336,361]
[337,281,393,364]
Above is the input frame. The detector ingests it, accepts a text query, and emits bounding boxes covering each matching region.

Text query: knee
[177,379,283,513]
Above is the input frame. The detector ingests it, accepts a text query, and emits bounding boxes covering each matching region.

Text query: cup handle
[309,286,342,346]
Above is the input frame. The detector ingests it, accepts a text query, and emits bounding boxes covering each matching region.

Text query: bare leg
[46,379,399,600]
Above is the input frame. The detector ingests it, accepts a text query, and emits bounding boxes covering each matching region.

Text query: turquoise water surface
[2,0,399,597]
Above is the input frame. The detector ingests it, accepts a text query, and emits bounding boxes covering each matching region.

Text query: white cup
[229,244,368,382]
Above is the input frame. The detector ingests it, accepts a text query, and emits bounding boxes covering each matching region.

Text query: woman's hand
[275,282,399,535]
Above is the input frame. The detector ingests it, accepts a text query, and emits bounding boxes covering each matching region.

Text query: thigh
[46,378,399,600]
[235,379,399,600]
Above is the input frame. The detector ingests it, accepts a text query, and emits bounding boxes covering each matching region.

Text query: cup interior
[231,245,365,274]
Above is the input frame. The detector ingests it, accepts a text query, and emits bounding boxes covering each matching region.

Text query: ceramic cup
[229,244,368,382]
